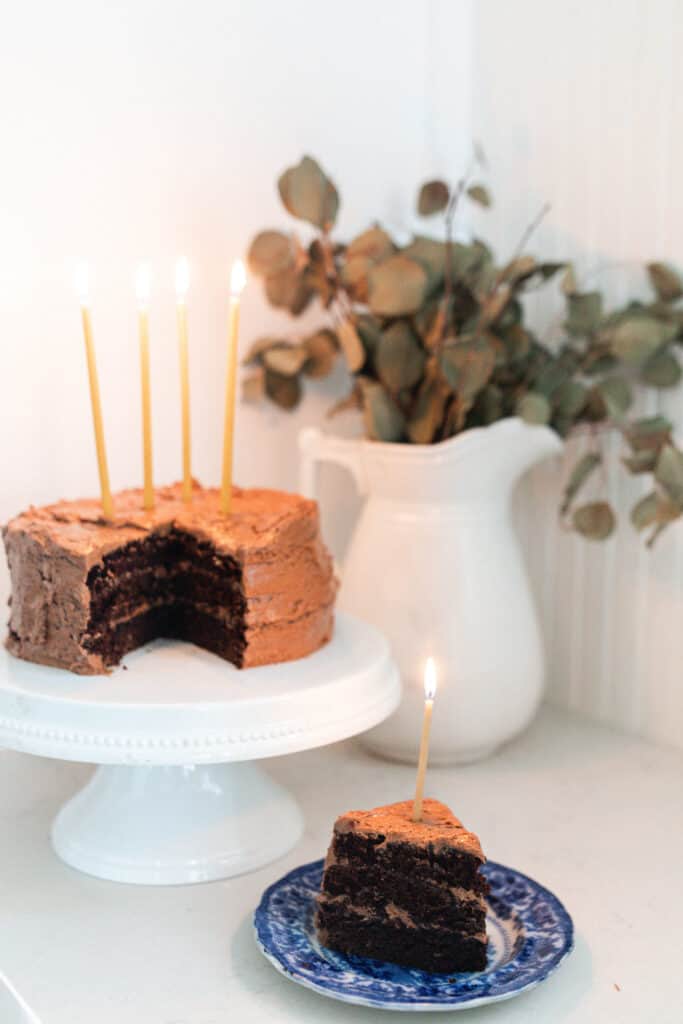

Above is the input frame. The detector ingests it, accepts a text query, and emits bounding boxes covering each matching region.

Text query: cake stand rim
[0,613,401,765]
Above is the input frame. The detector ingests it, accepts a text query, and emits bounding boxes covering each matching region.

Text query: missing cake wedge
[316,799,488,974]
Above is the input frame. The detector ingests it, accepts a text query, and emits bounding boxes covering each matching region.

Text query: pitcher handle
[299,427,367,499]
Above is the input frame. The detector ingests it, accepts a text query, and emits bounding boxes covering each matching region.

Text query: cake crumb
[613,982,621,992]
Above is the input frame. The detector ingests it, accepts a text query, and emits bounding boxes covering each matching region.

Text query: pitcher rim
[352,416,563,459]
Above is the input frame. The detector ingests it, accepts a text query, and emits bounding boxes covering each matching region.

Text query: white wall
[1,0,681,750]
[469,0,683,750]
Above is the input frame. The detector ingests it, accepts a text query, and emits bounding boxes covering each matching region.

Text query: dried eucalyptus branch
[244,154,683,544]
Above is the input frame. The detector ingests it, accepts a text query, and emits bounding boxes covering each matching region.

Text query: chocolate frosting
[3,482,336,674]
[333,798,485,861]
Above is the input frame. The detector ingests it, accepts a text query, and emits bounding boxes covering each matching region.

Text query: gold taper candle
[176,258,192,502]
[412,657,437,822]
[136,264,154,510]
[76,265,113,520]
[220,259,247,515]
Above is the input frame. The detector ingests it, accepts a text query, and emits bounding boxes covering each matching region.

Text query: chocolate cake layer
[330,831,488,892]
[3,483,336,674]
[316,902,487,973]
[319,865,486,930]
[316,799,488,974]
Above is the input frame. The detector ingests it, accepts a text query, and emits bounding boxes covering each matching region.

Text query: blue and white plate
[254,859,573,1011]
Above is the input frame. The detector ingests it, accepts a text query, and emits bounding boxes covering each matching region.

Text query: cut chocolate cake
[316,799,488,973]
[3,483,336,674]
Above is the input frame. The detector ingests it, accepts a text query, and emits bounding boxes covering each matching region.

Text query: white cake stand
[0,614,399,885]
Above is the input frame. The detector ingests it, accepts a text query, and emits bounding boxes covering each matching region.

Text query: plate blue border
[254,858,574,1011]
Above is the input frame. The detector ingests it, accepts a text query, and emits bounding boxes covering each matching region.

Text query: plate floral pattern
[254,859,573,1011]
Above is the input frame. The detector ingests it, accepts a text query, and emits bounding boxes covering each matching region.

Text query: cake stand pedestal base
[52,762,303,885]
[0,614,400,885]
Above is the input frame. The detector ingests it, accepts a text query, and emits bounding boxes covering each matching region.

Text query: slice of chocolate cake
[316,799,488,974]
[3,483,336,674]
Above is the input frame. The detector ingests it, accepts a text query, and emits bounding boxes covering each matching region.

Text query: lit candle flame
[230,258,246,297]
[412,656,437,822]
[175,257,190,301]
[424,656,437,701]
[75,263,90,308]
[135,262,151,309]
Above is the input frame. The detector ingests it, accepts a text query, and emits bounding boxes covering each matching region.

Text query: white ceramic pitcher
[300,417,562,764]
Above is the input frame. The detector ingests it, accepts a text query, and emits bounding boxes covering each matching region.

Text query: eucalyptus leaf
[265,369,302,410]
[346,225,395,263]
[597,375,633,419]
[583,351,618,377]
[513,261,566,290]
[265,266,313,315]
[471,238,493,265]
[641,349,682,387]
[376,322,426,392]
[361,381,406,441]
[537,262,566,281]
[535,363,569,398]
[647,262,683,302]
[417,180,450,216]
[631,491,661,530]
[611,316,673,366]
[478,384,503,424]
[466,183,492,208]
[561,452,601,514]
[407,378,448,443]
[303,330,338,379]
[409,237,484,287]
[655,444,683,506]
[554,379,587,419]
[277,155,339,229]
[626,416,672,452]
[517,392,551,425]
[242,336,287,366]
[356,315,383,361]
[342,226,396,301]
[572,501,615,540]
[566,292,602,335]
[473,260,498,295]
[622,450,657,474]
[402,237,448,284]
[367,255,429,316]
[305,239,336,306]
[247,230,294,277]
[440,338,496,399]
[263,344,308,377]
[502,255,536,283]
[561,264,577,295]
[504,324,532,362]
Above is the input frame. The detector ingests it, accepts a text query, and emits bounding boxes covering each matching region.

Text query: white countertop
[1,706,681,1023]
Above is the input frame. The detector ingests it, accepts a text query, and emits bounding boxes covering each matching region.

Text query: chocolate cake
[316,799,488,974]
[3,483,336,674]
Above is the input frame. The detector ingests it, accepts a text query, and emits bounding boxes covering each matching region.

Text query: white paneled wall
[469,0,683,749]
[1,0,681,749]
